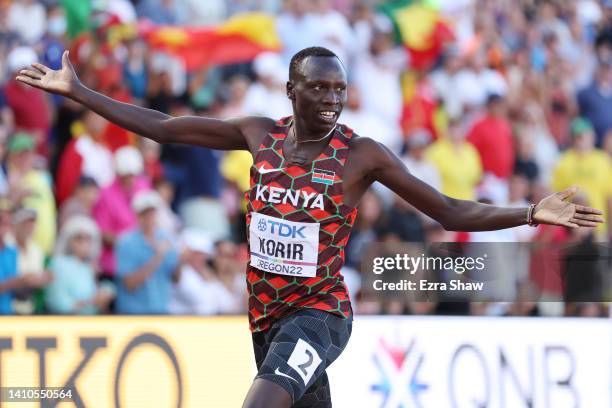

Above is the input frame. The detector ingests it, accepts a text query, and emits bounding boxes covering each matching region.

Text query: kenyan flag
[312,169,335,185]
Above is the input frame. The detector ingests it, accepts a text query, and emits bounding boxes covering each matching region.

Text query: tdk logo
[267,220,306,238]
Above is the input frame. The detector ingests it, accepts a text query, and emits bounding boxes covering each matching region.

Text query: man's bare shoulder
[230,116,276,133]
[230,116,277,152]
[347,134,388,160]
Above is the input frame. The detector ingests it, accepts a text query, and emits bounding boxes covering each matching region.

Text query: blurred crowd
[0,0,610,318]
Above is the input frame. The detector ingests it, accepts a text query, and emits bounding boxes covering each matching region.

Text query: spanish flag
[143,13,281,71]
[378,0,454,70]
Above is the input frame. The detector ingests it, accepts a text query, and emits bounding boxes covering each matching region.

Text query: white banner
[329,317,611,408]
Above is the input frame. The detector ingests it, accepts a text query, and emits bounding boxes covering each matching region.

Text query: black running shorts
[251,308,353,407]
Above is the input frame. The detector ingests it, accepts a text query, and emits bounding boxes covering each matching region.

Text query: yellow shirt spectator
[552,149,611,235]
[425,137,482,200]
[553,118,612,238]
[7,133,57,254]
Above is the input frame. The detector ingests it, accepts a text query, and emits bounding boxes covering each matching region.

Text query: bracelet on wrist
[526,203,538,227]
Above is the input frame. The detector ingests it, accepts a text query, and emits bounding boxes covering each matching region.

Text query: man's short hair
[289,47,339,81]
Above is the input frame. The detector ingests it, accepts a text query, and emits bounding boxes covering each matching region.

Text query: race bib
[249,212,319,277]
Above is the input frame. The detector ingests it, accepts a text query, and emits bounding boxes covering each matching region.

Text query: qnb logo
[257,219,267,232]
[267,220,306,239]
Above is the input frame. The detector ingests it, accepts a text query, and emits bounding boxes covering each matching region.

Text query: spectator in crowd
[46,215,114,314]
[311,0,354,66]
[455,50,508,111]
[552,117,612,239]
[55,110,114,205]
[7,0,46,45]
[430,46,464,119]
[514,131,540,182]
[352,15,406,127]
[5,132,56,255]
[10,207,50,314]
[170,229,234,315]
[212,239,247,313]
[563,194,604,303]
[0,197,18,314]
[59,176,99,228]
[515,103,559,184]
[41,4,67,73]
[426,117,482,200]
[0,197,47,314]
[115,191,179,314]
[275,0,319,63]
[340,84,402,154]
[188,67,221,111]
[577,57,612,147]
[123,39,149,104]
[94,146,150,277]
[154,177,181,237]
[402,128,441,191]
[242,52,291,118]
[218,75,250,119]
[3,46,51,156]
[467,94,515,203]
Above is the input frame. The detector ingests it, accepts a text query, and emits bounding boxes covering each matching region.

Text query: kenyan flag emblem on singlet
[312,169,335,185]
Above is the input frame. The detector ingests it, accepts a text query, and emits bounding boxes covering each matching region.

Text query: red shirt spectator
[467,95,514,179]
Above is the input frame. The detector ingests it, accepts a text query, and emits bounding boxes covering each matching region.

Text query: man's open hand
[15,50,79,97]
[533,186,604,228]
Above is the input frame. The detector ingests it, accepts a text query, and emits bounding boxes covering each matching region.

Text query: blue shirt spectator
[0,245,18,315]
[115,191,179,314]
[46,216,113,315]
[115,229,179,314]
[577,63,612,147]
[47,255,98,314]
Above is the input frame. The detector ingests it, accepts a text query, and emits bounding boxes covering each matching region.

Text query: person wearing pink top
[93,146,150,277]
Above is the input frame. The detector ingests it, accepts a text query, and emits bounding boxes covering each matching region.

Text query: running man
[17,47,604,408]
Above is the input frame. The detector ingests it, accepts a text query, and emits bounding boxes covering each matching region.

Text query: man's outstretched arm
[16,51,262,150]
[365,139,603,231]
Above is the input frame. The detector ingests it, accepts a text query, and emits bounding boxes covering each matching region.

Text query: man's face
[288,56,347,133]
[11,149,34,172]
[138,208,157,230]
[574,131,595,152]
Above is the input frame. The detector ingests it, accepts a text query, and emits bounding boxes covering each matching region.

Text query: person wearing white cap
[169,228,237,315]
[46,216,115,315]
[92,146,151,277]
[114,190,179,314]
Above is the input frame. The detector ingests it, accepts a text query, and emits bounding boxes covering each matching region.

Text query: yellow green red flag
[143,13,281,71]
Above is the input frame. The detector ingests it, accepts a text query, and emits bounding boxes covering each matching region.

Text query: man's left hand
[533,186,604,228]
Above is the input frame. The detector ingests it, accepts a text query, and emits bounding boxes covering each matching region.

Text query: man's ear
[286,81,295,101]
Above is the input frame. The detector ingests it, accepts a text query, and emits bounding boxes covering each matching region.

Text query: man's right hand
[15,49,265,152]
[16,50,80,97]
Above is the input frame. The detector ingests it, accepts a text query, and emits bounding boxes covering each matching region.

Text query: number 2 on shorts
[287,339,323,385]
